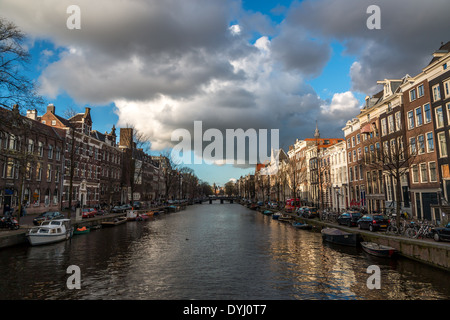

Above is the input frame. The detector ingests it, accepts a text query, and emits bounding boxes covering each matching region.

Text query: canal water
[0,202,449,300]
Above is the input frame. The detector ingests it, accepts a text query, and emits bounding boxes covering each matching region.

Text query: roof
[427,41,450,66]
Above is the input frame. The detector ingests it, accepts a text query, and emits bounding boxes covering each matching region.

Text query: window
[436,106,444,128]
[410,88,417,101]
[426,132,434,152]
[432,84,441,101]
[447,102,450,124]
[356,133,360,144]
[415,107,423,126]
[36,162,42,181]
[398,137,404,160]
[347,139,351,148]
[47,164,52,182]
[381,118,387,136]
[388,114,395,133]
[51,120,56,126]
[412,165,419,183]
[348,152,352,163]
[418,84,425,98]
[56,147,61,161]
[418,134,425,154]
[424,103,432,123]
[38,141,44,157]
[5,158,14,178]
[420,163,428,183]
[444,79,450,98]
[383,141,389,157]
[410,137,417,155]
[48,144,53,159]
[429,162,437,182]
[395,112,401,131]
[408,111,414,129]
[437,132,448,157]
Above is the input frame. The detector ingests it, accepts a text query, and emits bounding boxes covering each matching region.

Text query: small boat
[292,222,312,230]
[262,210,272,216]
[272,212,281,220]
[73,226,90,235]
[278,213,293,222]
[321,227,358,247]
[27,219,73,246]
[101,216,127,227]
[361,242,397,258]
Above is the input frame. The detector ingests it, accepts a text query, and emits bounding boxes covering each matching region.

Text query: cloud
[284,0,450,94]
[3,0,448,169]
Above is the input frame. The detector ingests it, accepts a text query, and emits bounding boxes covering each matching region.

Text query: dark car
[337,211,362,227]
[357,214,390,231]
[33,211,65,225]
[432,223,450,242]
[301,207,318,219]
[111,205,125,213]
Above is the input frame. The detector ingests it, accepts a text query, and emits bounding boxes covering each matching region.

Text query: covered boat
[321,227,358,246]
[272,212,281,220]
[27,219,73,246]
[292,222,312,230]
[361,242,397,258]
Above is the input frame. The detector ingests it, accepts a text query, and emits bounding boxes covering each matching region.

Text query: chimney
[84,107,91,116]
[26,109,37,120]
[47,103,55,114]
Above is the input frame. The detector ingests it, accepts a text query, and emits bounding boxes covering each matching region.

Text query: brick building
[1,105,65,215]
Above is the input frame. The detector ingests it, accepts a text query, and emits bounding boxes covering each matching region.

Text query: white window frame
[432,84,441,102]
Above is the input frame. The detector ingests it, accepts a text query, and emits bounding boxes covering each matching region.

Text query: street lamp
[334,185,340,214]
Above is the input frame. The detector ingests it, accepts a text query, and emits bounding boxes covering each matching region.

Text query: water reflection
[0,203,449,300]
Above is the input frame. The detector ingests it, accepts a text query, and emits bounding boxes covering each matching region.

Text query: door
[421,193,438,221]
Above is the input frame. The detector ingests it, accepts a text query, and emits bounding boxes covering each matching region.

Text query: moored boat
[272,212,281,220]
[278,213,293,222]
[27,219,73,246]
[321,227,358,246]
[361,242,397,258]
[101,216,127,227]
[73,226,90,235]
[262,210,272,216]
[292,222,312,230]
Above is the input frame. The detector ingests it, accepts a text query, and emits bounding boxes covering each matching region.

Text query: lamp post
[334,185,340,214]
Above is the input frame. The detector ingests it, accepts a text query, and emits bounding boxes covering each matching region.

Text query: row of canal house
[241,42,450,224]
[343,42,450,223]
[0,103,165,216]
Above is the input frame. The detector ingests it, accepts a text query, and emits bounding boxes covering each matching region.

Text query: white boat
[27,219,74,246]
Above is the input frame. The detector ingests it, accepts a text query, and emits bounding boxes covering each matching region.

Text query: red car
[82,208,96,218]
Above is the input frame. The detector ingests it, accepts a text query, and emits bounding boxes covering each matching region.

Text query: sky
[2,0,450,186]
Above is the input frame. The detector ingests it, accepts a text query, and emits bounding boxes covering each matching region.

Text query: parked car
[33,211,65,225]
[432,223,450,242]
[133,201,141,209]
[337,211,362,227]
[122,204,132,211]
[111,205,125,213]
[301,207,318,219]
[82,208,96,218]
[357,214,390,231]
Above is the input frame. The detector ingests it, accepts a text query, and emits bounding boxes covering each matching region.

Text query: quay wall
[0,205,183,249]
[254,206,449,271]
[296,215,450,271]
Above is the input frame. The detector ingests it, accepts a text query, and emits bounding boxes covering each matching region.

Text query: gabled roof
[427,41,450,66]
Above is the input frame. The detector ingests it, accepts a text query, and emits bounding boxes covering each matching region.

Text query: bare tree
[0,18,44,114]
[359,132,420,227]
